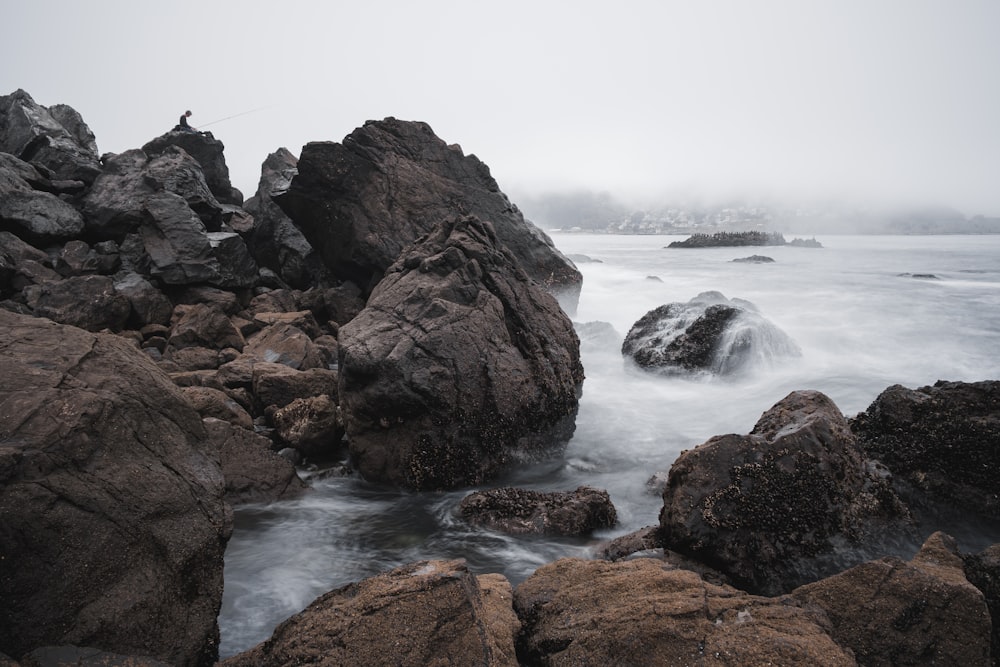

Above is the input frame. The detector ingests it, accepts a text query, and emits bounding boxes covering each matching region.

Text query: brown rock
[793,532,991,666]
[0,311,231,666]
[182,386,253,430]
[965,543,1000,666]
[242,323,328,370]
[220,559,519,667]
[459,486,616,536]
[204,418,306,504]
[514,557,855,666]
[270,394,343,460]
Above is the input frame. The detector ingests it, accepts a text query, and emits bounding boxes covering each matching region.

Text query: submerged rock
[220,559,519,667]
[621,290,800,376]
[659,390,911,595]
[338,215,583,490]
[459,486,617,536]
[851,380,1000,520]
[732,254,775,263]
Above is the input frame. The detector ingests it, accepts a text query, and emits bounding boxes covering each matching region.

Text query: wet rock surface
[851,380,1000,520]
[660,389,910,595]
[459,486,617,536]
[622,290,800,376]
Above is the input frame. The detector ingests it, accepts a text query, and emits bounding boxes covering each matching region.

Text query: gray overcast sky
[3,0,999,215]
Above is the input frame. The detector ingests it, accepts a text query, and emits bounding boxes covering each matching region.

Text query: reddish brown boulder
[793,532,991,666]
[204,418,306,504]
[220,560,519,667]
[514,557,855,666]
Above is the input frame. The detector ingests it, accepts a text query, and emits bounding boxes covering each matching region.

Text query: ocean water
[218,234,1000,657]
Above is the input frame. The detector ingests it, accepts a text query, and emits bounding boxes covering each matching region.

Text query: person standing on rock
[175,110,196,132]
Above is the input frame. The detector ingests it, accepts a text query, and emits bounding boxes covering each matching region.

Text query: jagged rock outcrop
[0,89,101,184]
[220,560,520,667]
[142,130,243,205]
[851,380,1000,519]
[660,390,911,595]
[459,486,616,536]
[514,557,855,665]
[337,215,583,490]
[84,146,225,235]
[273,117,581,310]
[622,290,800,376]
[0,152,85,243]
[792,532,991,666]
[0,311,232,666]
[242,148,331,289]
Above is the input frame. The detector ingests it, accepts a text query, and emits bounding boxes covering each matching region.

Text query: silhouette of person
[176,110,196,132]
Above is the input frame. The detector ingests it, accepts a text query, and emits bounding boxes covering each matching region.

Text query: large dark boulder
[0,153,85,244]
[0,311,232,666]
[220,559,520,667]
[792,532,992,666]
[851,380,1000,519]
[134,192,223,285]
[660,390,910,595]
[513,557,855,666]
[0,89,101,184]
[83,147,224,240]
[337,216,583,490]
[273,117,581,309]
[242,148,330,289]
[622,290,800,376]
[142,131,243,205]
[23,274,131,332]
[459,486,617,536]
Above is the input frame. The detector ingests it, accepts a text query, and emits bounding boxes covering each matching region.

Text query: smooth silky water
[219,234,1000,656]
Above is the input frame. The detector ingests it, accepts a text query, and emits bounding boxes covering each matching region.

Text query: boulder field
[0,88,998,665]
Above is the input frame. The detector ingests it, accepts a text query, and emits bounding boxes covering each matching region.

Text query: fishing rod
[199,106,274,128]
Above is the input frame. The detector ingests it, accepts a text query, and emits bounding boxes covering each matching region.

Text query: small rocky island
[668,230,823,248]
[1,88,997,666]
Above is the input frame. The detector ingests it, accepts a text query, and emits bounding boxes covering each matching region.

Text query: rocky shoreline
[1,89,998,666]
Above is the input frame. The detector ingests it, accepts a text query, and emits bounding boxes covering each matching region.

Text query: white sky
[3,0,999,215]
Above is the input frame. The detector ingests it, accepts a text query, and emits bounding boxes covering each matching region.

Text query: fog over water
[5,1,1000,216]
[219,233,1000,657]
